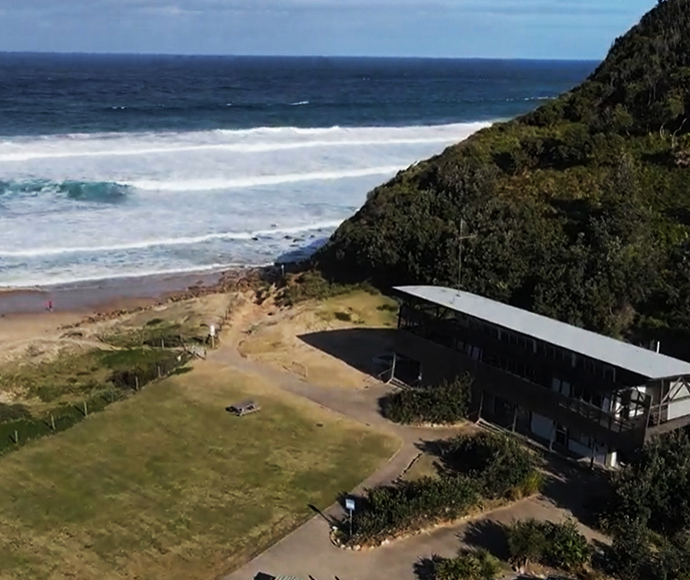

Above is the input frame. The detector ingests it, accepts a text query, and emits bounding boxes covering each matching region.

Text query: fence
[0,352,192,456]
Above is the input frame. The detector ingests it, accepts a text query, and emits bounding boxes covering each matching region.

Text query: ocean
[0,54,596,288]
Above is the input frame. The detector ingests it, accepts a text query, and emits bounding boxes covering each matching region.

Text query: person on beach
[46,300,53,312]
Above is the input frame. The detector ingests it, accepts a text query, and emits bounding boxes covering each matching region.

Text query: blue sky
[0,0,655,59]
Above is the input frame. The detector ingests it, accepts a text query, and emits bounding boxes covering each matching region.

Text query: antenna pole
[457,218,477,290]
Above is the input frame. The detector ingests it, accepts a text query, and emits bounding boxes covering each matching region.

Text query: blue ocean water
[0,54,595,287]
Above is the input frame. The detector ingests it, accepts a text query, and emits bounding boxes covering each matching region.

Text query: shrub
[381,375,471,425]
[432,549,502,580]
[507,519,549,568]
[441,432,542,499]
[507,518,591,573]
[0,403,32,424]
[548,518,591,571]
[276,270,376,306]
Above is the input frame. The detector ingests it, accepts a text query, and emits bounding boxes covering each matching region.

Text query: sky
[0,0,656,60]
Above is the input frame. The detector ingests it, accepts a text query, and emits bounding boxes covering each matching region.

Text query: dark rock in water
[284,235,292,240]
[252,237,259,242]
[310,235,316,239]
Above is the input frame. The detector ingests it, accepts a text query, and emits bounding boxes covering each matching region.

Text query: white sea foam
[128,166,402,192]
[0,121,491,287]
[0,220,343,258]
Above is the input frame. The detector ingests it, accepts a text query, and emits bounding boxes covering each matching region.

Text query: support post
[14,430,18,445]
[390,352,397,384]
[511,405,518,433]
[590,442,596,471]
[549,421,556,451]
[476,390,484,423]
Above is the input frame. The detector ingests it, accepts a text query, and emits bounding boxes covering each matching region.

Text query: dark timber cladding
[391,286,690,458]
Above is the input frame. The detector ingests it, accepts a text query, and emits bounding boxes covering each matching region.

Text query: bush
[0,403,31,424]
[381,375,471,425]
[507,519,549,567]
[507,518,591,573]
[276,270,377,306]
[432,549,502,580]
[441,432,543,499]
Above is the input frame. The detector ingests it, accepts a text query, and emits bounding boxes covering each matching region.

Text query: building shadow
[298,328,398,378]
[253,573,274,580]
[537,451,611,529]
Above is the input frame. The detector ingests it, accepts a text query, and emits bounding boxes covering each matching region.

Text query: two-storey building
[391,285,690,467]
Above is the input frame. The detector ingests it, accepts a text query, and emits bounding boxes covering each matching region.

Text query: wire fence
[0,352,192,456]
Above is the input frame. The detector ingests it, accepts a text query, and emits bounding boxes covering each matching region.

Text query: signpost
[345,498,355,540]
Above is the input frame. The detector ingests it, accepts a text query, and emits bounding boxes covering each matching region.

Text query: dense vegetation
[380,375,471,425]
[341,432,540,546]
[507,518,591,573]
[316,0,690,352]
[601,431,690,580]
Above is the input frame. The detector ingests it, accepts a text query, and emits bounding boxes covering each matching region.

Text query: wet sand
[0,267,261,316]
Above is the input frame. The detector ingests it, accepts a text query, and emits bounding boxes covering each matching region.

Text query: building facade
[391,286,690,467]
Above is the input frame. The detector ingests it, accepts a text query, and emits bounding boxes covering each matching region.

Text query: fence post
[51,414,56,432]
[14,430,18,445]
[83,401,88,417]
[157,365,161,378]
[135,376,139,391]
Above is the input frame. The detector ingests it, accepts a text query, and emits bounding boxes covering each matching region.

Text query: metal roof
[394,285,690,380]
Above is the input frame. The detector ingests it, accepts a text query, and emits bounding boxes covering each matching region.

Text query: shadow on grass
[298,328,398,379]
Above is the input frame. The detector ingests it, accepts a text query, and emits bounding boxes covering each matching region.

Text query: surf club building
[390,286,690,467]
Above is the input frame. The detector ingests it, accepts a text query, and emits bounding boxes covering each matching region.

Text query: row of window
[455,313,617,383]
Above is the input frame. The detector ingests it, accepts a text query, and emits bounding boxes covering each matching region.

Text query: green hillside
[316,0,690,351]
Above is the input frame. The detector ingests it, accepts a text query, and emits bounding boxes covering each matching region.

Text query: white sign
[209,325,216,337]
[345,498,355,511]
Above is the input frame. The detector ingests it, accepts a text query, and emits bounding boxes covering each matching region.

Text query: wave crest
[0,180,130,203]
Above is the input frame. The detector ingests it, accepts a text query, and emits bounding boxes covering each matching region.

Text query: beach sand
[0,266,264,371]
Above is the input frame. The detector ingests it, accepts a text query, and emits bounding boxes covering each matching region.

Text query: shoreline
[0,265,270,317]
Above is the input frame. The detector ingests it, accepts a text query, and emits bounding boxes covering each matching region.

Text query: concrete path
[209,341,603,580]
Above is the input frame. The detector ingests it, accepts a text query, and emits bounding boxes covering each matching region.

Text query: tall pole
[457,218,477,290]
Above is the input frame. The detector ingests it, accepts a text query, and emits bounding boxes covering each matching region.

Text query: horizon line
[0,50,600,63]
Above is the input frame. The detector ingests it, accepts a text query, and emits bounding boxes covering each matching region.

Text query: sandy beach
[0,266,266,316]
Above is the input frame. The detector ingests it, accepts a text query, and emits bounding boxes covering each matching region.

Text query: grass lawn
[0,361,399,580]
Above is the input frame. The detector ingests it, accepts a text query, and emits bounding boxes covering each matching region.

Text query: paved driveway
[211,344,605,580]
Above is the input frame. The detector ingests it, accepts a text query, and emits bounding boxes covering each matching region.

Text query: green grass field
[0,361,399,580]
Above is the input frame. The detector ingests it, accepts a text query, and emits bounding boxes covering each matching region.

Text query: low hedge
[349,475,482,546]
[380,375,472,425]
[343,432,542,546]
